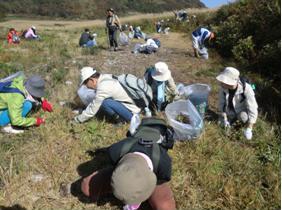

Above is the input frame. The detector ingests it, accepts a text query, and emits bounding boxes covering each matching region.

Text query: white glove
[223,120,230,129]
[73,115,82,123]
[144,107,152,117]
[244,128,253,140]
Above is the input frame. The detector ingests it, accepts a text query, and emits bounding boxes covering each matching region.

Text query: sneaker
[2,124,24,134]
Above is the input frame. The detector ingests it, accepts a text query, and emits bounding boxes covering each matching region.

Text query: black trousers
[108,28,118,48]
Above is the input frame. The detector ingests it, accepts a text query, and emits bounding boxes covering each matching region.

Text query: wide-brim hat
[80,67,97,86]
[151,62,171,82]
[216,67,240,86]
[111,153,157,205]
[25,75,45,98]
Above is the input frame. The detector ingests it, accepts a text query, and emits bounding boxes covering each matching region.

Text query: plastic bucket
[184,84,211,118]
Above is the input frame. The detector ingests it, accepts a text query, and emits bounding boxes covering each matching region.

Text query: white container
[77,85,96,106]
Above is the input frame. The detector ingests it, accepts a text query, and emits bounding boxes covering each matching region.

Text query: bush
[232,36,256,67]
[211,0,280,81]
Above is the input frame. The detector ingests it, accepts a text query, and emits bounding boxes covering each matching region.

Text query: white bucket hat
[31,26,36,30]
[216,67,240,86]
[152,62,171,82]
[80,67,97,86]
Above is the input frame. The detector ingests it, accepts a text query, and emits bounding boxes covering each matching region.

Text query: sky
[201,0,235,8]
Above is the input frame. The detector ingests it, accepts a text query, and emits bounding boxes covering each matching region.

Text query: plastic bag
[184,84,211,118]
[77,85,96,106]
[198,47,208,59]
[119,32,129,46]
[165,100,203,140]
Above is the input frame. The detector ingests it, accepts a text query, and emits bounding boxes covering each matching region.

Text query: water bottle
[144,107,152,117]
[129,114,141,135]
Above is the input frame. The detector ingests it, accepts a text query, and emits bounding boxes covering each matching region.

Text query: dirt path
[0,8,213,30]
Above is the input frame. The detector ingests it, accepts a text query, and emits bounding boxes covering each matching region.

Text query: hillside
[0,0,205,19]
[0,3,280,210]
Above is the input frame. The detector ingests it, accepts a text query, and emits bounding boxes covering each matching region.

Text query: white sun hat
[31,26,36,30]
[216,67,240,86]
[80,67,97,86]
[152,62,172,82]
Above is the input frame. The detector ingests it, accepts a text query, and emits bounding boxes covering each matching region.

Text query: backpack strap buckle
[138,138,154,146]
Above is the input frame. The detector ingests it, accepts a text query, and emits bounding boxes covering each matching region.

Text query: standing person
[24,26,40,40]
[79,28,97,47]
[191,27,214,58]
[73,67,140,124]
[0,75,52,134]
[7,28,20,44]
[105,8,121,51]
[144,62,179,111]
[216,67,258,140]
[80,117,176,210]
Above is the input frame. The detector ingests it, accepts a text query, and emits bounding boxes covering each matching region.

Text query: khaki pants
[81,167,176,210]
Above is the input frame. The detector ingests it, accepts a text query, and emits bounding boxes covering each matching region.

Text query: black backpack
[239,76,256,101]
[109,117,174,170]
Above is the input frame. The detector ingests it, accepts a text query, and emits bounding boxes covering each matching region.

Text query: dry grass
[0,12,280,210]
[0,8,215,31]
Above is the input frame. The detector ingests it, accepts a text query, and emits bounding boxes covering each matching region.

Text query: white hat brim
[216,74,237,86]
[151,69,171,82]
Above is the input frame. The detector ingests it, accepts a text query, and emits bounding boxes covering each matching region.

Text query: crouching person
[73,67,140,124]
[216,67,258,140]
[0,75,52,134]
[144,62,179,112]
[80,117,176,210]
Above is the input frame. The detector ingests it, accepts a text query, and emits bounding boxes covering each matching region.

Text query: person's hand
[42,99,53,112]
[174,94,182,101]
[223,120,230,129]
[244,128,253,140]
[73,115,82,124]
[36,117,45,126]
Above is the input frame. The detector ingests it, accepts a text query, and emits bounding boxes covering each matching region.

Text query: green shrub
[232,36,256,66]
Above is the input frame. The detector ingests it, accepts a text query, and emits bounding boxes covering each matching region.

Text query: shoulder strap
[239,77,247,102]
[145,66,155,86]
[119,137,139,158]
[151,143,160,172]
[0,81,25,97]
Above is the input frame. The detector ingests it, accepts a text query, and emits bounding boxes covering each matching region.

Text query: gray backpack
[113,74,153,109]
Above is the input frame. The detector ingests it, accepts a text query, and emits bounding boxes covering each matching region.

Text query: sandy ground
[0,8,213,30]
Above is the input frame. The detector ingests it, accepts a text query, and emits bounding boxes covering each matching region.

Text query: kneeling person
[0,74,52,133]
[74,67,140,123]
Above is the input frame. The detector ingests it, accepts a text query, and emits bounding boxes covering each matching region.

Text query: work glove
[144,107,152,117]
[244,128,253,140]
[73,115,82,123]
[123,204,140,210]
[223,119,231,129]
[36,117,45,126]
[42,99,53,112]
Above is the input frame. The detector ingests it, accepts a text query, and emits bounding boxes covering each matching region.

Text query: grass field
[0,10,280,210]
